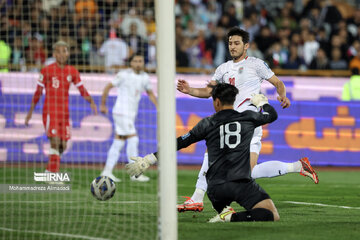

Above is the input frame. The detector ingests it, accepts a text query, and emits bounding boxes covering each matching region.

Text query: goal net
[0,1,164,239]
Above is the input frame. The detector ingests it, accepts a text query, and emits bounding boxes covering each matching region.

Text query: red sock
[46,154,60,172]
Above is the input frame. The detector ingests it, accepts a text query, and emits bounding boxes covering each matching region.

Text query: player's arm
[77,84,98,115]
[126,118,209,176]
[25,84,43,126]
[267,75,291,109]
[146,89,158,108]
[100,83,114,114]
[177,79,214,98]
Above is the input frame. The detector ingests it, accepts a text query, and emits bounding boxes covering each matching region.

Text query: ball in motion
[90,176,116,201]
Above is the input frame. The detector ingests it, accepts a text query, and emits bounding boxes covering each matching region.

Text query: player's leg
[177,152,208,212]
[209,180,279,222]
[126,134,150,182]
[250,127,318,183]
[101,135,125,182]
[46,136,62,173]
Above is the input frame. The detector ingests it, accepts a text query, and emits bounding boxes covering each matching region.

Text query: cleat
[299,157,319,184]
[101,172,121,182]
[177,196,204,212]
[208,206,235,223]
[130,174,150,182]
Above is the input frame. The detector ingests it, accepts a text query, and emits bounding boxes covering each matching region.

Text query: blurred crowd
[1,0,360,72]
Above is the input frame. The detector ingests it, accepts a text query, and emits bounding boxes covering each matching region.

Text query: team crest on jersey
[238,67,244,74]
[67,75,72,82]
[39,74,44,82]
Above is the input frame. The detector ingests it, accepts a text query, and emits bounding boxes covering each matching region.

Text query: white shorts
[113,113,136,136]
[250,126,262,155]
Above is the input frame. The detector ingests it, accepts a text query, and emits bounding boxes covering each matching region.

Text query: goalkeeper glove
[126,153,158,177]
[250,93,269,108]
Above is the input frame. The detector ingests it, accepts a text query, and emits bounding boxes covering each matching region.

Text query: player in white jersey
[100,54,157,182]
[177,27,318,212]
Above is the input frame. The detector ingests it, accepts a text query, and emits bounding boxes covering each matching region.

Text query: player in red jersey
[25,41,98,173]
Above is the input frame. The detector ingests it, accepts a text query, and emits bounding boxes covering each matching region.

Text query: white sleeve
[255,59,274,80]
[99,41,107,55]
[143,74,152,91]
[211,64,225,82]
[111,71,123,87]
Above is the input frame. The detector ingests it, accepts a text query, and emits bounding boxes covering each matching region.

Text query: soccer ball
[90,176,116,201]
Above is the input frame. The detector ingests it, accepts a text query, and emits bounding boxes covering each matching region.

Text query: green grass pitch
[1,166,359,240]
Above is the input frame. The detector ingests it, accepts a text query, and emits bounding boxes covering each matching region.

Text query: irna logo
[34,172,71,182]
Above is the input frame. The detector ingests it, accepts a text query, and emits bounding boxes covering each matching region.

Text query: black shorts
[207,179,270,213]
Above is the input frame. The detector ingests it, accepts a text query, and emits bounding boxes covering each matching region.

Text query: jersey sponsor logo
[39,74,44,82]
[263,61,270,69]
[181,132,190,140]
[229,77,235,86]
[67,75,72,82]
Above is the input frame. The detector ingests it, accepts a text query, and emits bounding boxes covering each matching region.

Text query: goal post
[155,0,177,239]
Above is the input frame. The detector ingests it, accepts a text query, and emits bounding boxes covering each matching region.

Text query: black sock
[230,208,274,222]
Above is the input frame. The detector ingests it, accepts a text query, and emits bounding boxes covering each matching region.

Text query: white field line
[0,200,157,204]
[283,201,360,210]
[0,227,110,240]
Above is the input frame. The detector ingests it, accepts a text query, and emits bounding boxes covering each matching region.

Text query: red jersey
[37,63,83,117]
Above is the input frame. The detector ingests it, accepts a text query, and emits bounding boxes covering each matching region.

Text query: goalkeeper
[126,83,280,222]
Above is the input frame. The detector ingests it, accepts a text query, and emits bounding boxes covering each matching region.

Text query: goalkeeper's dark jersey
[177,104,277,186]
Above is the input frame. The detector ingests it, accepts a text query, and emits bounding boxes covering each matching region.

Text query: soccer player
[25,41,98,173]
[176,27,318,212]
[127,83,280,222]
[100,54,157,182]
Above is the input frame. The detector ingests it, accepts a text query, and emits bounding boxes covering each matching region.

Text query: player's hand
[91,102,98,115]
[125,153,157,177]
[250,94,268,108]
[277,96,291,109]
[24,113,32,126]
[177,79,190,94]
[100,105,108,114]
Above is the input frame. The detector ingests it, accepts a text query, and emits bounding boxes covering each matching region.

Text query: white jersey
[212,56,274,112]
[111,69,151,120]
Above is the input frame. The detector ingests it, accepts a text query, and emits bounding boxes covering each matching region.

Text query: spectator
[247,41,264,60]
[309,48,330,69]
[282,44,306,69]
[303,30,319,66]
[206,26,227,67]
[349,43,360,72]
[254,26,277,54]
[144,9,156,36]
[183,19,199,39]
[329,47,347,70]
[123,23,148,62]
[120,8,147,39]
[195,0,220,30]
[99,29,129,73]
[0,34,11,72]
[89,31,105,67]
[342,68,360,101]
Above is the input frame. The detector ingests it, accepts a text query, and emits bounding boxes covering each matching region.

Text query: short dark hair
[129,53,144,62]
[227,27,249,44]
[211,83,239,105]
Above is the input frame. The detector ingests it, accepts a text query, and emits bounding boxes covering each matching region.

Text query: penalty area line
[283,201,360,210]
[0,227,110,240]
[0,200,157,204]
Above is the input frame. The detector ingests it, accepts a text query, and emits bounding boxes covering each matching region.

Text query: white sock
[191,188,205,203]
[287,161,302,173]
[192,153,208,202]
[103,139,125,173]
[251,161,289,179]
[126,136,139,164]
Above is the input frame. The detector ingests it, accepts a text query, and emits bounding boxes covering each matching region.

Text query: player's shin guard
[46,148,61,173]
[251,161,289,179]
[230,208,274,222]
[126,136,139,164]
[103,139,125,173]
